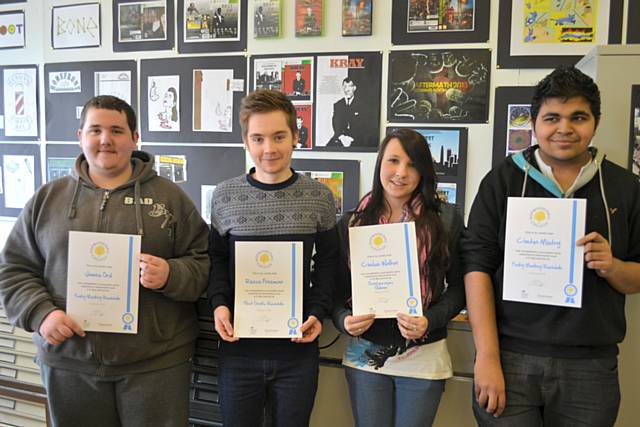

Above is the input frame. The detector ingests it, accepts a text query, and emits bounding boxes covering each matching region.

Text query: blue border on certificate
[403,223,418,314]
[122,236,134,330]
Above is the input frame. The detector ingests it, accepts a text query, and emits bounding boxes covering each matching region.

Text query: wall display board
[0,143,41,217]
[341,0,372,37]
[0,65,39,141]
[387,49,490,124]
[492,86,536,167]
[52,2,101,50]
[254,0,281,38]
[45,143,81,183]
[291,158,360,216]
[391,0,489,45]
[497,0,623,68]
[141,144,245,222]
[44,60,137,142]
[140,55,246,144]
[295,0,323,37]
[113,0,174,52]
[387,126,467,213]
[628,1,640,44]
[629,85,640,178]
[177,0,247,54]
[0,10,25,49]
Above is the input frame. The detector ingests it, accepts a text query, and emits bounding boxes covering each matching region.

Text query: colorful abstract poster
[118,1,167,42]
[342,0,372,36]
[254,57,313,102]
[3,68,37,137]
[295,0,323,37]
[407,0,475,33]
[0,11,25,49]
[254,0,281,38]
[294,103,312,149]
[506,104,537,155]
[148,75,180,132]
[184,0,240,42]
[388,49,490,123]
[299,170,344,215]
[193,69,234,132]
[52,3,101,49]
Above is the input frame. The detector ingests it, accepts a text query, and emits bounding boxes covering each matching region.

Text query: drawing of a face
[163,88,176,110]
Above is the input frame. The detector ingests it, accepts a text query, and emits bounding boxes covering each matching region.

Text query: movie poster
[314,52,382,151]
[295,0,323,37]
[342,0,372,36]
[294,103,312,149]
[387,49,490,123]
[506,104,536,155]
[118,1,167,42]
[254,0,281,38]
[184,0,240,42]
[253,57,313,102]
[407,0,475,33]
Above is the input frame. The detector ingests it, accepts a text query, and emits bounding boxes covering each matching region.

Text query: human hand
[39,310,85,345]
[577,232,615,277]
[292,315,322,343]
[343,313,375,337]
[474,355,506,417]
[213,306,239,342]
[138,253,170,289]
[396,313,428,340]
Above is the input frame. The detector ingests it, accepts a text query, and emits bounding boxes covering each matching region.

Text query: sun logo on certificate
[256,250,273,268]
[530,208,550,227]
[369,233,387,251]
[90,242,109,261]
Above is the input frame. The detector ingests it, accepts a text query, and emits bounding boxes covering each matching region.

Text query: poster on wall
[184,0,240,42]
[154,154,187,183]
[253,57,313,102]
[506,104,536,156]
[295,0,323,37]
[118,0,167,42]
[254,0,281,38]
[497,0,623,68]
[47,157,75,181]
[0,11,25,49]
[3,67,38,137]
[387,49,490,124]
[294,103,312,149]
[491,86,536,166]
[193,69,234,132]
[52,3,101,49]
[314,51,382,152]
[147,75,180,132]
[628,85,640,179]
[341,0,372,37]
[2,154,34,209]
[94,71,132,105]
[48,71,82,94]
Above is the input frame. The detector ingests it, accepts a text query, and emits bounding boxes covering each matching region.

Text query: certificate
[349,222,423,318]
[234,241,303,338]
[66,231,141,333]
[503,197,586,308]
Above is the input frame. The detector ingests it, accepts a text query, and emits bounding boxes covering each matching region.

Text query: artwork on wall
[0,10,25,49]
[178,0,247,53]
[193,69,234,133]
[294,103,312,149]
[627,0,640,44]
[253,56,313,102]
[628,85,640,179]
[52,3,101,49]
[1,66,39,140]
[342,0,372,37]
[254,0,281,38]
[387,49,491,124]
[147,75,180,132]
[113,0,174,52]
[492,86,536,167]
[497,0,623,68]
[45,144,81,183]
[295,0,323,37]
[0,143,42,217]
[391,0,489,45]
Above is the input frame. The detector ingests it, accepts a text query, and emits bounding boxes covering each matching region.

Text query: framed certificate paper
[234,241,303,338]
[503,197,586,308]
[66,231,141,333]
[349,222,422,318]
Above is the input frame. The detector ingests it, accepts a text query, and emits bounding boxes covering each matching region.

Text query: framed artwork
[113,0,174,52]
[387,126,468,213]
[627,1,640,44]
[492,86,536,167]
[342,0,372,37]
[497,0,623,69]
[254,0,281,38]
[0,10,25,49]
[387,49,491,124]
[178,0,247,53]
[392,0,489,45]
[1,65,39,141]
[628,85,640,178]
[0,143,42,217]
[290,158,360,216]
[45,143,81,182]
[295,0,323,37]
[52,3,101,49]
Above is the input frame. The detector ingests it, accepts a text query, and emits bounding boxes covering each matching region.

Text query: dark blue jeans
[473,350,620,427]
[218,353,319,427]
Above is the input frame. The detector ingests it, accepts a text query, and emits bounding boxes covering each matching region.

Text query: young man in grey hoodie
[0,95,210,426]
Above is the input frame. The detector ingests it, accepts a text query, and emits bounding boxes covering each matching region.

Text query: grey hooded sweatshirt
[0,151,209,375]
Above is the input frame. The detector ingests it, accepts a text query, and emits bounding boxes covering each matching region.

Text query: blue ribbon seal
[564,284,577,304]
[287,318,299,335]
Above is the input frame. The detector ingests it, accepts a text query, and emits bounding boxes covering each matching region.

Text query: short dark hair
[239,89,297,137]
[531,66,601,126]
[79,95,137,134]
[342,77,356,86]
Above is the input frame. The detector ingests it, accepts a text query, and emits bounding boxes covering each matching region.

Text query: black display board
[44,60,137,142]
[492,86,536,167]
[0,64,40,141]
[628,1,640,44]
[140,55,246,144]
[0,143,42,218]
[113,0,175,52]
